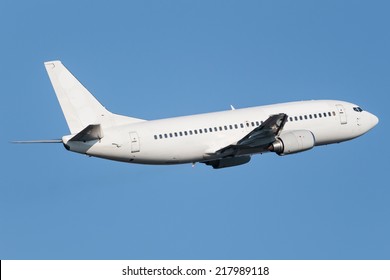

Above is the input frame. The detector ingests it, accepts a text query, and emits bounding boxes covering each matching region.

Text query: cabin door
[336,104,347,125]
[129,132,140,153]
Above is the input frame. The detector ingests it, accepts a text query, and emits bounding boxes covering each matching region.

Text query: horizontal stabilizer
[69,124,103,142]
[12,139,63,144]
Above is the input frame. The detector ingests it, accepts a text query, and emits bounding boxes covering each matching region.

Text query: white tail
[44,61,143,134]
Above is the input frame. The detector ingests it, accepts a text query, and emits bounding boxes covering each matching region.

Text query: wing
[213,113,288,157]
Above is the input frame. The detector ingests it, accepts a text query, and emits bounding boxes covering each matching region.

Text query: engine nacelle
[270,130,315,156]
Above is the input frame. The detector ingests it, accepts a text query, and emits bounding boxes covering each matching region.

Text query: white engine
[270,130,315,156]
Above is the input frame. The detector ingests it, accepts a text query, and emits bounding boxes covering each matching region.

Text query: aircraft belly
[131,141,206,164]
[82,142,129,162]
[309,122,360,146]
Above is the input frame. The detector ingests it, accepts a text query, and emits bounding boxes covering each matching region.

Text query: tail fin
[44,61,143,134]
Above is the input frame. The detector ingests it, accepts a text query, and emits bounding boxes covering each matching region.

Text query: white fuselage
[64,100,378,165]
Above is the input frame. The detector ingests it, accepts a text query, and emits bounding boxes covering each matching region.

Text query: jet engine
[270,130,315,156]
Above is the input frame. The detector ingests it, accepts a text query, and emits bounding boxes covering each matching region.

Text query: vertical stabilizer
[44,61,144,134]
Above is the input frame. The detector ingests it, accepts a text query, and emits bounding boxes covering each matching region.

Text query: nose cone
[368,112,379,130]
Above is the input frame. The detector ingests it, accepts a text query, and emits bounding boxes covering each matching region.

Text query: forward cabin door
[336,104,347,124]
[129,132,140,153]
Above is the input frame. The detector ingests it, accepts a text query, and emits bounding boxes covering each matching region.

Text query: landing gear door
[336,104,347,125]
[129,132,140,153]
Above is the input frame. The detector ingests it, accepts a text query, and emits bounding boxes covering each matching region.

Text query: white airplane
[16,61,379,168]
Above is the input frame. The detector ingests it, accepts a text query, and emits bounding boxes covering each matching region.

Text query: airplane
[14,61,379,169]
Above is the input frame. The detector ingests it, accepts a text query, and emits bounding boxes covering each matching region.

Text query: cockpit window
[353,107,364,112]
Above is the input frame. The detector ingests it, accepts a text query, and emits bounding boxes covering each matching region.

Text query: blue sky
[1,0,389,259]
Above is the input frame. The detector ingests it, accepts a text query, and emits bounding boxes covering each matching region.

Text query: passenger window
[309,115,312,119]
[328,112,331,117]
[164,134,168,138]
[199,129,202,134]
[299,116,303,120]
[194,130,198,134]
[159,134,163,139]
[289,117,293,122]
[246,122,250,127]
[174,132,178,137]
[169,133,173,137]
[294,116,298,121]
[184,131,188,136]
[179,132,183,136]
[229,125,233,129]
[234,124,238,129]
[224,126,228,130]
[240,123,244,128]
[314,114,317,118]
[214,127,218,132]
[256,121,260,126]
[219,126,223,131]
[332,111,336,116]
[304,115,308,120]
[319,113,322,118]
[154,135,158,140]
